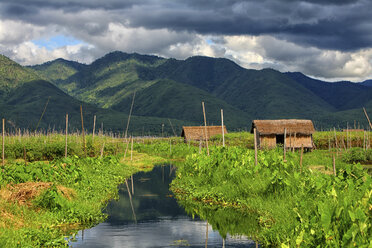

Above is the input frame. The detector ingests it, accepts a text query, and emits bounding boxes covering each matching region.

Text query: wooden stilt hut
[250,119,315,149]
[181,126,227,142]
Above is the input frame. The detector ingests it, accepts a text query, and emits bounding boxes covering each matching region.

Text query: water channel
[70,165,259,247]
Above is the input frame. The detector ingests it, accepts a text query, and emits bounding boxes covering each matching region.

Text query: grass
[0,140,167,247]
[170,146,372,247]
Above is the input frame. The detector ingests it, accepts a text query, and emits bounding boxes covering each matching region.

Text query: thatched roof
[181,126,227,141]
[250,119,315,135]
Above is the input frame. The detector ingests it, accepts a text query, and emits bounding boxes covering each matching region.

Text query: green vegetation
[171,146,372,247]
[0,135,166,247]
[0,132,371,247]
[0,55,40,92]
[29,51,372,129]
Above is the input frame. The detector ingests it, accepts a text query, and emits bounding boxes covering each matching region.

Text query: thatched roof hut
[250,119,315,149]
[181,126,227,141]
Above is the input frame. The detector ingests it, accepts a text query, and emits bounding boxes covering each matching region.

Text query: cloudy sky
[1,0,372,82]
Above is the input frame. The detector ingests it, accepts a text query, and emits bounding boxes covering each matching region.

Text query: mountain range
[0,51,371,134]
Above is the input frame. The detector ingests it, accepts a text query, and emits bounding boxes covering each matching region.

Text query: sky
[0,0,372,82]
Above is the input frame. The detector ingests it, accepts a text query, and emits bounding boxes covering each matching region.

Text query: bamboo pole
[131,136,134,195]
[123,138,130,160]
[2,118,4,167]
[80,105,86,157]
[65,114,68,158]
[92,115,96,141]
[125,179,137,223]
[254,128,258,166]
[334,128,339,150]
[35,96,50,133]
[100,142,105,158]
[300,144,303,173]
[363,107,372,129]
[346,124,349,150]
[168,119,177,137]
[125,92,136,139]
[202,102,209,156]
[283,128,287,162]
[205,221,209,248]
[221,109,225,147]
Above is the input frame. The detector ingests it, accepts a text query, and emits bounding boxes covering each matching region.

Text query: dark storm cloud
[0,0,371,51]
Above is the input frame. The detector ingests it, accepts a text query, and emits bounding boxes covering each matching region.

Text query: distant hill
[0,55,40,94]
[285,72,372,110]
[0,55,195,135]
[22,51,372,130]
[361,80,372,87]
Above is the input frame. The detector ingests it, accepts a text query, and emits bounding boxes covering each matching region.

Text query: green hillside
[29,58,86,84]
[28,51,372,129]
[111,79,250,128]
[0,55,40,93]
[0,55,199,135]
[0,79,193,135]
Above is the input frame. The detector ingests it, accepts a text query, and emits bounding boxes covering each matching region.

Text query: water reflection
[177,199,261,243]
[70,166,258,247]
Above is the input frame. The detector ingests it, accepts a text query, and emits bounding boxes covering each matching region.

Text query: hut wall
[259,134,276,148]
[286,134,313,148]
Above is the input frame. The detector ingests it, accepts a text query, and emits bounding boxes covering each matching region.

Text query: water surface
[70,166,258,248]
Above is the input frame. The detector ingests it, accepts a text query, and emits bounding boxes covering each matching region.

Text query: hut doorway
[276,134,284,145]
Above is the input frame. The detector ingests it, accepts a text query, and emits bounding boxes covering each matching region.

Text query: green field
[0,132,371,247]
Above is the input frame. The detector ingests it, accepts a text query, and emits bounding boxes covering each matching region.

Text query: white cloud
[1,9,372,82]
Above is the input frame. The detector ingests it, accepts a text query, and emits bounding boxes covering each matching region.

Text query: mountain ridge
[1,51,371,131]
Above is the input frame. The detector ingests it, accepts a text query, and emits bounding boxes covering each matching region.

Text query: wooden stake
[363,107,372,129]
[123,139,130,160]
[92,115,96,141]
[124,92,136,139]
[221,109,225,147]
[35,96,50,133]
[293,132,296,153]
[254,128,258,166]
[283,128,287,162]
[2,118,4,167]
[300,144,303,173]
[334,128,339,150]
[168,119,177,137]
[65,114,68,158]
[131,136,134,195]
[100,142,105,158]
[202,102,209,156]
[346,124,349,150]
[80,105,86,157]
[125,179,137,223]
[205,221,209,248]
[131,136,133,161]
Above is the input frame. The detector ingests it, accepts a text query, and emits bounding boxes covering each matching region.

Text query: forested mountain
[1,51,370,133]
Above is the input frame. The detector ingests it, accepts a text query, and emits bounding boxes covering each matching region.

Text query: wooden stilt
[221,109,225,147]
[254,128,258,166]
[202,102,209,156]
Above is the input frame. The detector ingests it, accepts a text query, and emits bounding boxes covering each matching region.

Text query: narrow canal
[70,165,258,247]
